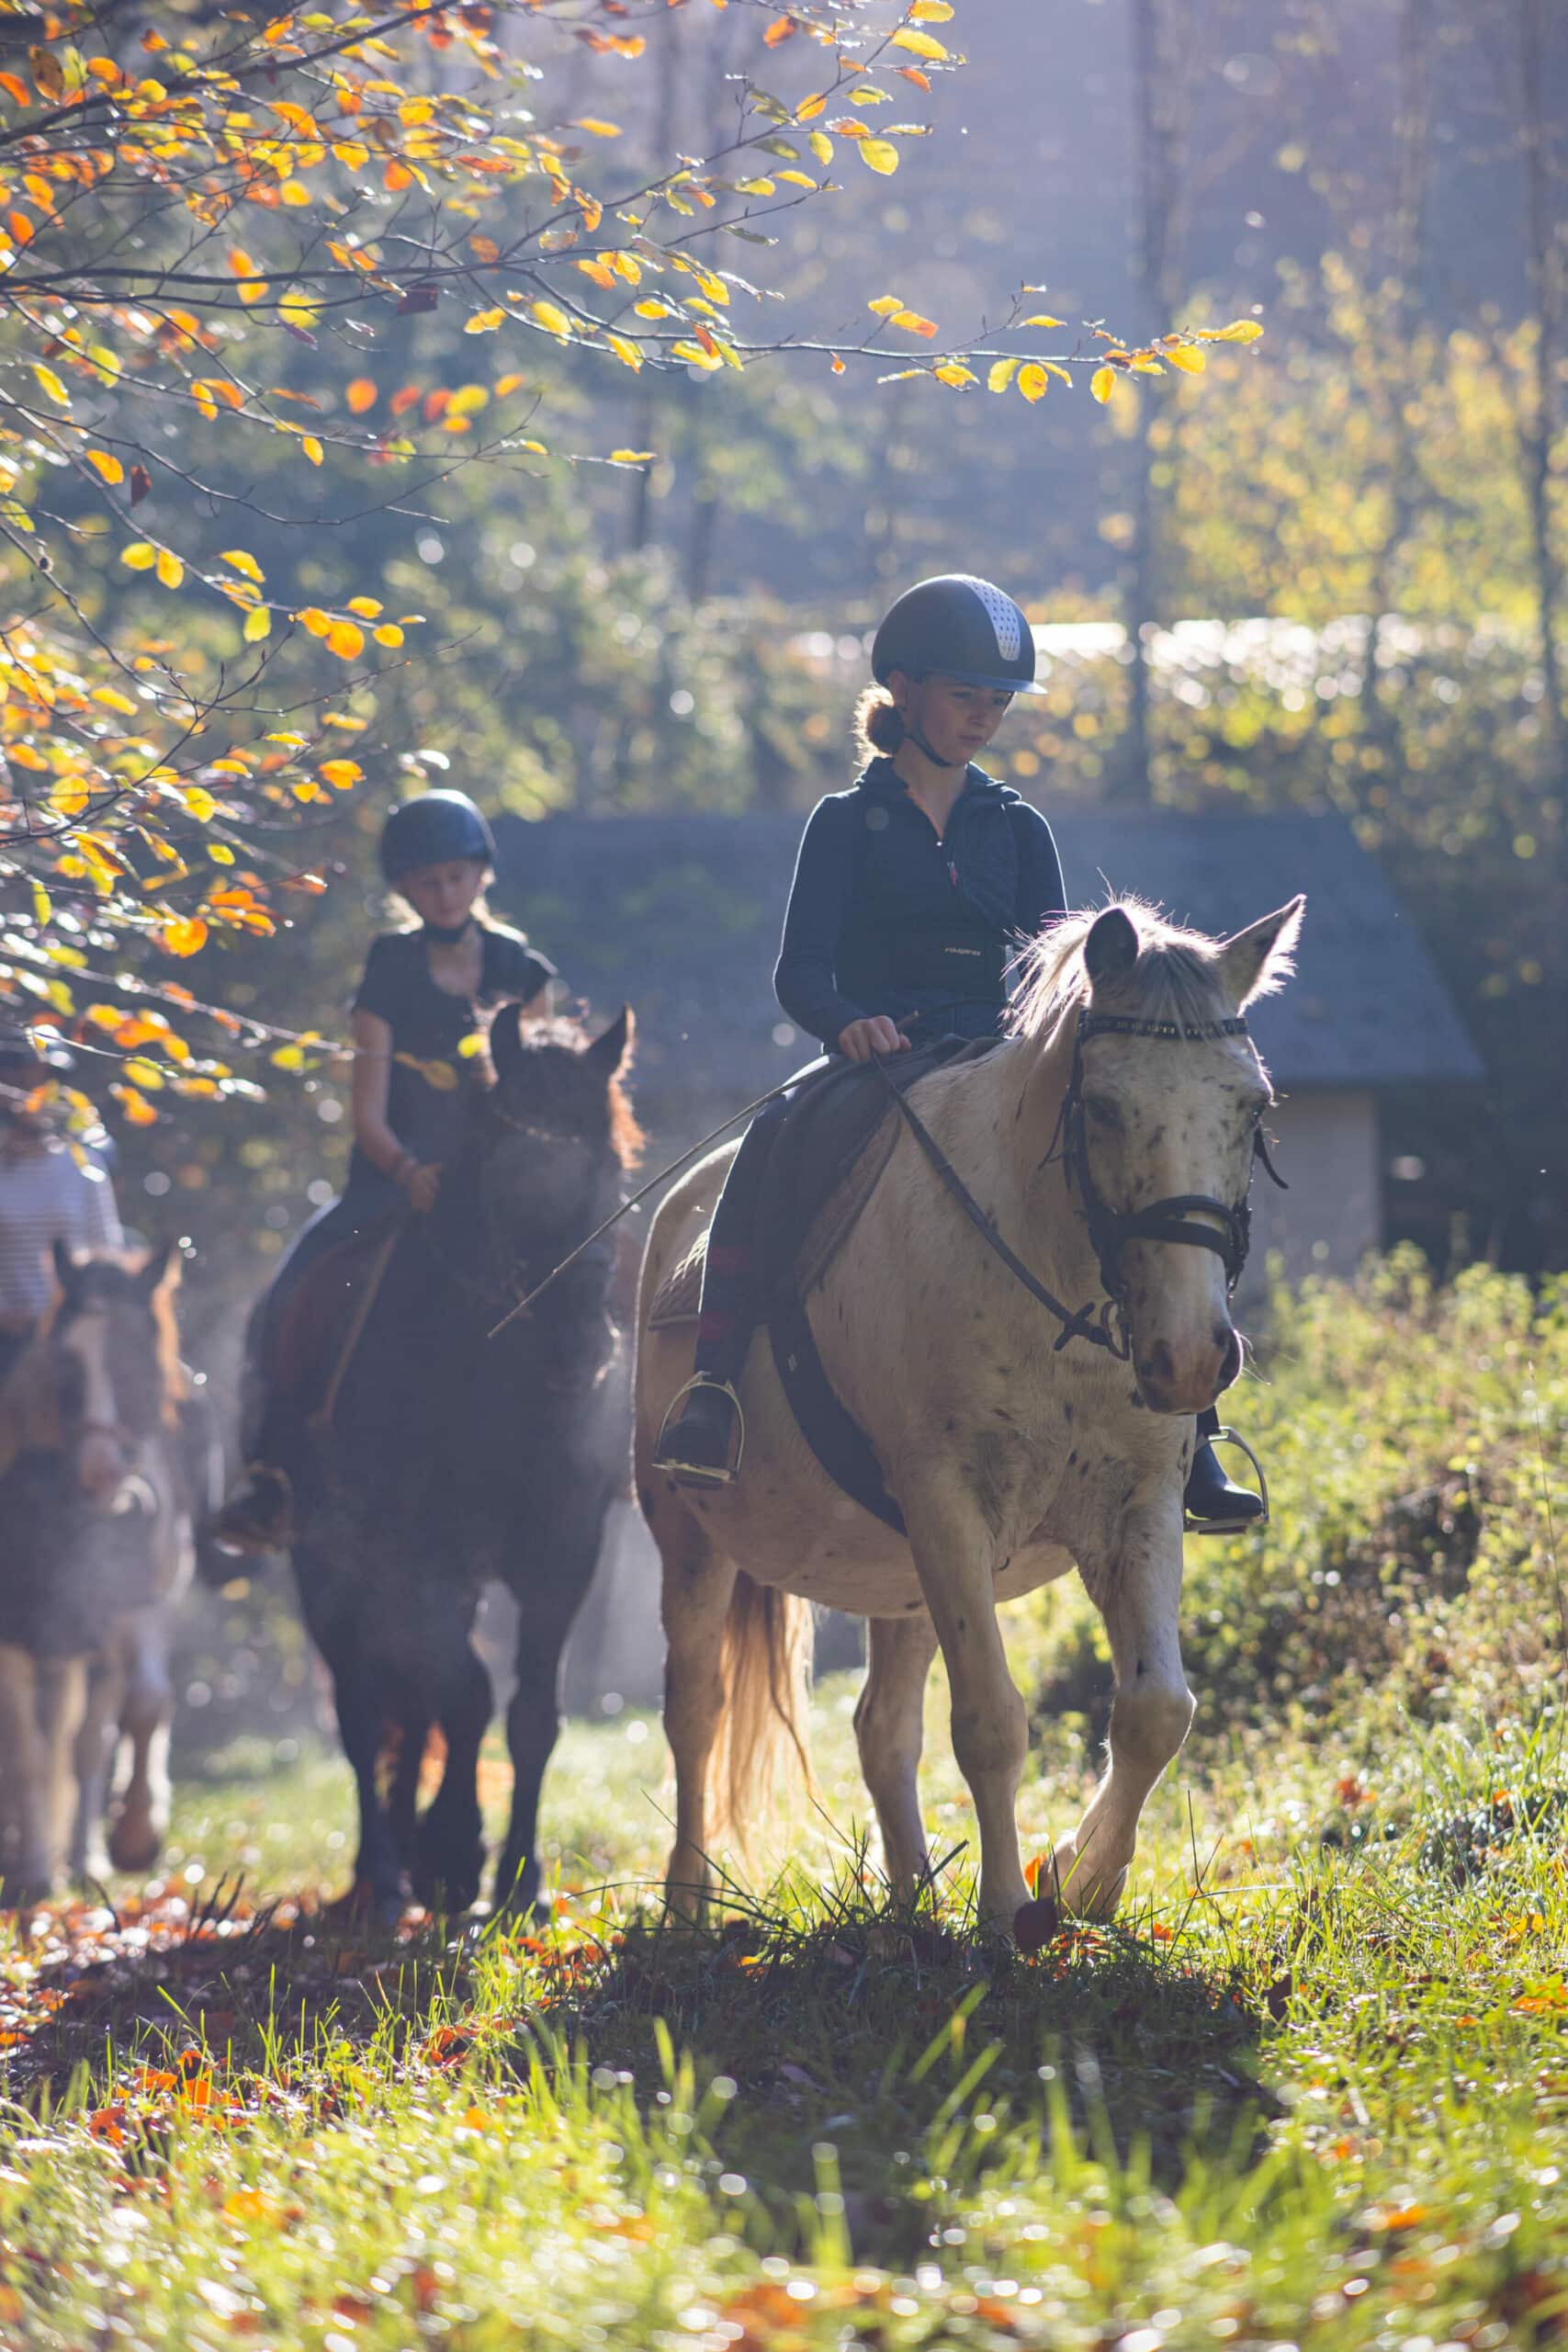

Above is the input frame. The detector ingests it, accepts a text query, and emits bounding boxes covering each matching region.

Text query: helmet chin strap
[422,916,475,946]
[899,691,966,772]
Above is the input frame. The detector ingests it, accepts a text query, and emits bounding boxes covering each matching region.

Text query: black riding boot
[653,1101,788,1487]
[1184,1404,1267,1536]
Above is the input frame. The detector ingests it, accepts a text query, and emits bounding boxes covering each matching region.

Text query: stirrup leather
[653,1376,746,1487]
[1185,1424,1269,1534]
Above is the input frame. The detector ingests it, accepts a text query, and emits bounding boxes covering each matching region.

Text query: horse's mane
[480,1011,644,1170]
[1008,896,1236,1040]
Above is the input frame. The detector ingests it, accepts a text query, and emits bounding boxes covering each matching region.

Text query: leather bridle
[1058,1011,1286,1322]
[874,1005,1286,1363]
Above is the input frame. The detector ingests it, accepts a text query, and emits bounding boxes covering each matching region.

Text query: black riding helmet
[872,574,1045,696]
[380,788,495,884]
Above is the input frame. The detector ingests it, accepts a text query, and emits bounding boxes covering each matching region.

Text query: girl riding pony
[651,573,1265,1537]
[217,789,557,1552]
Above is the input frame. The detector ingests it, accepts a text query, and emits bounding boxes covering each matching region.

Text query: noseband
[1058,1011,1285,1318]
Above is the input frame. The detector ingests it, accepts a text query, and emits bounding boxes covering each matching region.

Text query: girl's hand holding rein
[837,1015,910,1064]
[391,1151,441,1214]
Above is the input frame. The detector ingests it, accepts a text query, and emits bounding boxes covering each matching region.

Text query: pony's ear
[1083,906,1140,988]
[51,1237,77,1294]
[490,1002,525,1083]
[1217,897,1305,1009]
[135,1238,178,1298]
[585,1005,633,1077]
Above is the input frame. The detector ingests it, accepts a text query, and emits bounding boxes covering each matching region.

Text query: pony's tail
[706,1570,815,1851]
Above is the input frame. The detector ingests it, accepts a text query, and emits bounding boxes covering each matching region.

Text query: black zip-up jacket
[773,759,1067,1049]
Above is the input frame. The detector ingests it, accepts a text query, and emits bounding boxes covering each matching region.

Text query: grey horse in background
[0,1242,196,1903]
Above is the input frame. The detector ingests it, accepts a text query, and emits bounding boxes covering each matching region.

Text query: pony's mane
[1008,896,1235,1040]
[482,1011,644,1170]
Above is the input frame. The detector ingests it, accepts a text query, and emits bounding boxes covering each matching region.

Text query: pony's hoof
[107,1815,164,1874]
[1013,1894,1061,1952]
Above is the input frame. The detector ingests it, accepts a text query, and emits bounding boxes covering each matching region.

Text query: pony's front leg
[107,1608,175,1874]
[1054,1505,1193,1919]
[855,1613,939,1899]
[901,1486,1031,1937]
[650,1488,736,1924]
[70,1651,120,1883]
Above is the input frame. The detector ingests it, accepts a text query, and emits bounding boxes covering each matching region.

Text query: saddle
[650,1037,998,1532]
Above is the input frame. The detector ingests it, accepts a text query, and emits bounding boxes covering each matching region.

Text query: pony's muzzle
[1134,1323,1240,1415]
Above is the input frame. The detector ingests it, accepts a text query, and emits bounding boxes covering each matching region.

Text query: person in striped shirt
[0,1024,123,1386]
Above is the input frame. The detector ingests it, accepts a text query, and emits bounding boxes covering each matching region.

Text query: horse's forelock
[1009,898,1232,1040]
[485,1012,644,1170]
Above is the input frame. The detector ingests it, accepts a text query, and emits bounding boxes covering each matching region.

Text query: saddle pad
[648,1230,706,1329]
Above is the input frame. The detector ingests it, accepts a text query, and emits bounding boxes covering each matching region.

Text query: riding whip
[487,1057,829,1340]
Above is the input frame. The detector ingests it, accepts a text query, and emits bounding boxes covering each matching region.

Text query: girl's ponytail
[853,684,904,761]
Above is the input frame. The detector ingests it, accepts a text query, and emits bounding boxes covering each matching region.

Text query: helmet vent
[957,576,1022,663]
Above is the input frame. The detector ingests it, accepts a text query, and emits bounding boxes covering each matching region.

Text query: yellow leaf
[859,140,898,175]
[345,595,382,618]
[155,548,184,589]
[122,1057,165,1091]
[1164,342,1205,374]
[270,1043,306,1071]
[279,179,310,206]
[320,758,362,788]
[301,435,323,465]
[910,0,953,17]
[114,1085,158,1126]
[796,93,828,121]
[892,309,937,337]
[606,333,643,371]
[1021,314,1063,328]
[528,300,572,338]
[221,548,265,582]
[573,116,621,137]
[608,448,655,464]
[373,624,403,648]
[1195,318,1264,344]
[465,308,505,334]
[85,448,124,485]
[807,130,833,166]
[94,687,137,715]
[775,170,817,188]
[1091,366,1115,403]
[891,27,948,57]
[326,619,365,661]
[495,374,525,396]
[634,300,671,320]
[243,606,273,648]
[120,542,157,571]
[208,842,235,865]
[447,384,488,416]
[33,364,70,407]
[867,294,904,316]
[987,356,1019,392]
[933,363,975,387]
[180,786,216,821]
[1018,363,1048,402]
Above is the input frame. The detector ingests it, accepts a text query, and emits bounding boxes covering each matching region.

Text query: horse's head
[1019,896,1303,1415]
[478,1005,641,1251]
[45,1239,184,1506]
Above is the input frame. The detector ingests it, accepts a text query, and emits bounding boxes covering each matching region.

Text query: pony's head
[1012,895,1303,1414]
[40,1240,185,1505]
[477,1004,641,1246]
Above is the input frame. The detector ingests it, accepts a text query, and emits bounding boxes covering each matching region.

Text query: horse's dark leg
[386,1701,432,1867]
[296,1552,408,1920]
[492,1495,604,1914]
[411,1627,491,1916]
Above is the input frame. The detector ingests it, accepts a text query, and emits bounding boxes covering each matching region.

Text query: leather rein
[874,1008,1287,1363]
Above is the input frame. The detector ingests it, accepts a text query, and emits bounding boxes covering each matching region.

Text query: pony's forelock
[1008,896,1235,1040]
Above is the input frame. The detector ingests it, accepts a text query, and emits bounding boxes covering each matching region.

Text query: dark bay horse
[285,1007,638,1917]
[0,1242,192,1902]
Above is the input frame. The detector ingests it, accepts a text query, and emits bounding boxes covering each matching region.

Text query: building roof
[492,807,1482,1116]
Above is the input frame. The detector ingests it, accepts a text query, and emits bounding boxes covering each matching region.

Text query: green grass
[5,1255,1568,2347]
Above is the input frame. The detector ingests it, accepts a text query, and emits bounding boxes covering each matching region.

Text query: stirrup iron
[1185,1423,1269,1534]
[653,1375,745,1487]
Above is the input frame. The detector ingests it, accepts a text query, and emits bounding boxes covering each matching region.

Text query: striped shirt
[0,1138,124,1322]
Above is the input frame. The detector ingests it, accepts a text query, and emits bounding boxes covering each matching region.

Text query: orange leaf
[763,14,799,46]
[301,435,324,464]
[157,915,208,957]
[345,378,378,413]
[325,619,365,661]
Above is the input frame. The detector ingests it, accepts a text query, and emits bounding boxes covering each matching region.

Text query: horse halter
[1056,1009,1286,1321]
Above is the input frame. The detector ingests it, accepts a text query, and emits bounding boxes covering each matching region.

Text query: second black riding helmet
[871,574,1046,697]
[380,788,496,883]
